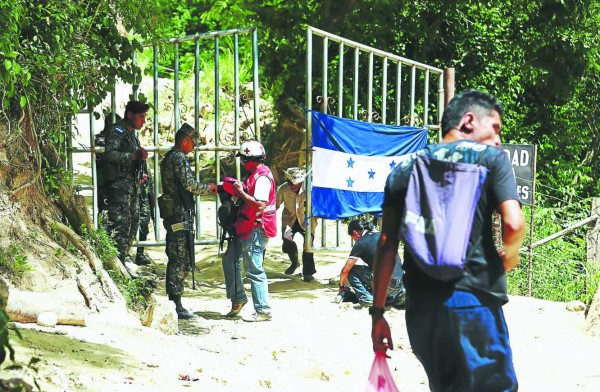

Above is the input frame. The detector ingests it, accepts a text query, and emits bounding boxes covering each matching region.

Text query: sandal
[226,301,248,317]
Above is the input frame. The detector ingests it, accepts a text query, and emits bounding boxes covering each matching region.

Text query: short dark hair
[441,89,503,137]
[124,100,149,116]
[347,219,374,235]
[175,123,197,145]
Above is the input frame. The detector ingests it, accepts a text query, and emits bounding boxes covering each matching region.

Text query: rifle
[182,208,196,290]
[146,167,156,226]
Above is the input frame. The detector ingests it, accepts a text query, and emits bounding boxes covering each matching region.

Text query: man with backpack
[229,140,276,322]
[370,90,526,391]
[159,123,217,319]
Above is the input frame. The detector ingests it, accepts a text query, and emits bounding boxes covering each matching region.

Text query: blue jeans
[240,228,271,314]
[406,290,517,392]
[221,237,247,305]
[348,263,405,305]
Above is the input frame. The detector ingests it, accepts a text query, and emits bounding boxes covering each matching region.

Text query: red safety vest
[234,165,277,240]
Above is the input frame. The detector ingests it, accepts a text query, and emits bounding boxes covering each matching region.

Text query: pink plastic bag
[365,351,400,392]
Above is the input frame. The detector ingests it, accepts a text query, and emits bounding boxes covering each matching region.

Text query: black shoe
[285,263,298,275]
[135,253,152,266]
[302,275,315,282]
[176,305,198,320]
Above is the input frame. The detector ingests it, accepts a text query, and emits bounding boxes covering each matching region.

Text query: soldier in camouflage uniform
[160,123,217,319]
[102,101,149,275]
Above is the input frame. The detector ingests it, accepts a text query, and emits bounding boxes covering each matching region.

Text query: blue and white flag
[310,111,428,219]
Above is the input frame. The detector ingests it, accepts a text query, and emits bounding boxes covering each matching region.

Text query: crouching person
[338,219,405,309]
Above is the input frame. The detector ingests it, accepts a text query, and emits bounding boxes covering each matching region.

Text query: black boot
[283,239,299,275]
[119,255,139,279]
[169,294,197,320]
[135,249,151,266]
[302,251,316,277]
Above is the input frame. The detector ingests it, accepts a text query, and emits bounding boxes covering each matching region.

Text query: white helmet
[236,140,266,160]
[284,167,306,185]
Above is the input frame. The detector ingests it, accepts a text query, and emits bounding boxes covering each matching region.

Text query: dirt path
[5,241,600,392]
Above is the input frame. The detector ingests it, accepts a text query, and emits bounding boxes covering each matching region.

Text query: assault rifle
[181,208,196,290]
[180,185,197,290]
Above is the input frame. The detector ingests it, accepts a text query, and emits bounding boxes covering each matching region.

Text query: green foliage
[106,271,150,313]
[507,201,599,304]
[79,222,118,266]
[0,0,166,198]
[41,164,70,199]
[0,244,33,282]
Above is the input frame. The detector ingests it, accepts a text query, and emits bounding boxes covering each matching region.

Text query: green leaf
[19,96,27,108]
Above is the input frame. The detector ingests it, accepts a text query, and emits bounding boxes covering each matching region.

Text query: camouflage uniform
[160,146,212,297]
[136,171,154,264]
[102,119,144,264]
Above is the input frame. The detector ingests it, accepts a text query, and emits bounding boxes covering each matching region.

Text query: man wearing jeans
[370,90,526,391]
[231,140,276,322]
[338,219,405,309]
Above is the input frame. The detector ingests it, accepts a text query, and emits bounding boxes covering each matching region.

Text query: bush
[507,203,600,304]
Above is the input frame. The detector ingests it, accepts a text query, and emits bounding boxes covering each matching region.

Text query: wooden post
[444,68,455,107]
[587,198,600,264]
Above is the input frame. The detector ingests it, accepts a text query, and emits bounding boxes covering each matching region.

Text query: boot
[169,294,197,320]
[119,255,139,279]
[283,240,299,275]
[285,251,299,275]
[302,251,316,278]
[135,249,151,266]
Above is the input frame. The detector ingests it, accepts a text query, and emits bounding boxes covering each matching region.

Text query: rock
[566,300,586,312]
[141,296,178,335]
[7,289,87,326]
[37,311,58,327]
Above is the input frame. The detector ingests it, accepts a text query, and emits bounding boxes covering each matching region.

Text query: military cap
[125,100,150,114]
[175,123,197,140]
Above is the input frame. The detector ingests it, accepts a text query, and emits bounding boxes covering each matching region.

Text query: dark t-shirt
[349,231,402,278]
[383,141,519,307]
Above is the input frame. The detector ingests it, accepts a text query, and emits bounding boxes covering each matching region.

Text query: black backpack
[217,178,243,251]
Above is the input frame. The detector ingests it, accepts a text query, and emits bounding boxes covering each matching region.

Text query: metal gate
[304,26,445,249]
[69,27,261,247]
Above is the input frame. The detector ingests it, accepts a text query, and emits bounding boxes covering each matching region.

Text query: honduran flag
[310,111,428,219]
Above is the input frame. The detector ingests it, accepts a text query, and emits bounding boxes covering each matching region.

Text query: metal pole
[305,28,314,253]
[252,28,260,141]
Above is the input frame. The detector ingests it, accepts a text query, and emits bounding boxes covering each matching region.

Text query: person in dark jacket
[102,101,149,274]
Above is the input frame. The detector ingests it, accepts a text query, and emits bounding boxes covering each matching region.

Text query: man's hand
[207,183,218,195]
[232,180,245,196]
[140,173,148,184]
[132,147,148,161]
[283,229,293,241]
[371,316,393,353]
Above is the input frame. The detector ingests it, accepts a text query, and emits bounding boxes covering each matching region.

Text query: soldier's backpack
[217,177,243,252]
[399,155,488,281]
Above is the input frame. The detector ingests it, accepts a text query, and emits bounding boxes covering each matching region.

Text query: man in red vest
[231,140,276,322]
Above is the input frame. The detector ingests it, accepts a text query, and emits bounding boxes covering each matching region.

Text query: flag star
[346,177,354,188]
[389,160,396,170]
[368,169,375,179]
[347,157,355,168]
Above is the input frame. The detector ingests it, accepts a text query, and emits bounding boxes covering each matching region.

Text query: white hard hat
[236,140,266,160]
[284,167,306,185]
